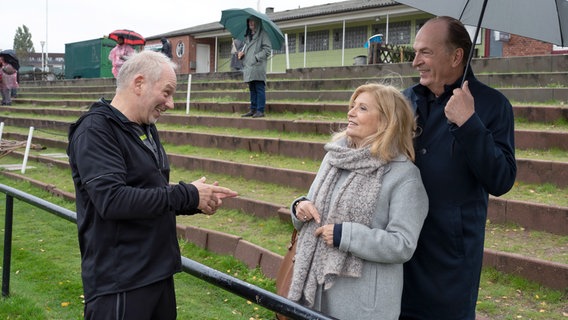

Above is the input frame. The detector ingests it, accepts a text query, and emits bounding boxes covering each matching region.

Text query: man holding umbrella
[400,16,516,320]
[238,16,272,118]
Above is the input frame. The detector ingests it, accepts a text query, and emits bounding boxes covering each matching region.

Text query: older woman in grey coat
[289,83,428,320]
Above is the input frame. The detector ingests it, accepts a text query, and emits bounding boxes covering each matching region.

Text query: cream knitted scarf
[288,138,386,307]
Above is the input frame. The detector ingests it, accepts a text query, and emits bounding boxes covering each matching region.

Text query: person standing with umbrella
[108,36,135,78]
[0,55,18,106]
[238,16,272,118]
[0,50,20,101]
[399,16,517,320]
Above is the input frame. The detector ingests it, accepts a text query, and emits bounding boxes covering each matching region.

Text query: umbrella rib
[459,0,472,20]
[555,0,566,46]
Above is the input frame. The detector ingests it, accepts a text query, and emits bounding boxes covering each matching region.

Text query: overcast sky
[2,0,342,53]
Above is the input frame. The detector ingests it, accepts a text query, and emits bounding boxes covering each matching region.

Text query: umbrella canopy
[397,0,568,46]
[109,29,146,46]
[220,8,285,50]
[396,0,568,83]
[0,49,20,71]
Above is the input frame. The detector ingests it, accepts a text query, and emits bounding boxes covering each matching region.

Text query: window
[333,26,367,49]
[288,34,296,53]
[415,19,429,34]
[274,33,296,54]
[175,41,185,58]
[219,41,232,59]
[300,30,329,52]
[372,21,411,45]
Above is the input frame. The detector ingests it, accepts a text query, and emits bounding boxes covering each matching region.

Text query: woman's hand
[295,200,321,223]
[315,224,335,246]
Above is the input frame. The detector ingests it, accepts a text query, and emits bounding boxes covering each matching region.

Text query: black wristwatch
[292,196,309,215]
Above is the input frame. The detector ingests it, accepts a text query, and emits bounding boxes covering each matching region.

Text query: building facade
[144,0,563,75]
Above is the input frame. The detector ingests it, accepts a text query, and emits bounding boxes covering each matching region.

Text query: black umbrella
[0,49,20,71]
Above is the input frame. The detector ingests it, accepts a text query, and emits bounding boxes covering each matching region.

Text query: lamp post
[40,41,45,72]
[45,0,49,72]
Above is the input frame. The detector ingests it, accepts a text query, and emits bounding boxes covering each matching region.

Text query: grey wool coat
[241,20,272,83]
[291,154,428,320]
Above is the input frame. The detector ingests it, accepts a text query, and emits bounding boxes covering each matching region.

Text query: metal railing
[0,183,335,320]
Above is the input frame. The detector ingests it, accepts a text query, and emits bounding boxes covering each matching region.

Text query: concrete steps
[0,149,568,290]
[16,54,568,105]
[4,54,568,294]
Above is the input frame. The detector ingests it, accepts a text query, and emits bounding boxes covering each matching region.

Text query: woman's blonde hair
[333,83,417,162]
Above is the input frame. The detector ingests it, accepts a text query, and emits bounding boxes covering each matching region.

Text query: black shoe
[241,110,255,117]
[252,111,265,118]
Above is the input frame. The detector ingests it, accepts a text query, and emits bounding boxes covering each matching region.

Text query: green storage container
[64,38,115,79]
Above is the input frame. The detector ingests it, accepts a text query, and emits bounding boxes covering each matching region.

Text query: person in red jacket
[67,50,237,320]
[400,16,516,320]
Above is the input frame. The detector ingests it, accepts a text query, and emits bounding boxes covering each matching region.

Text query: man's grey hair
[116,51,177,89]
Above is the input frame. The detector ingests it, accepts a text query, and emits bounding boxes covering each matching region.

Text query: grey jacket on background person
[241,18,271,82]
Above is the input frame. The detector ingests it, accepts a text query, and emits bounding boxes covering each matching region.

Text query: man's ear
[452,48,464,68]
[133,74,144,95]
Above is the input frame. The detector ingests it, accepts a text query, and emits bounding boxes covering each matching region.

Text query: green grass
[158,124,336,142]
[477,268,568,319]
[177,209,294,256]
[6,120,568,166]
[5,106,568,131]
[500,181,568,207]
[0,173,566,319]
[0,178,278,319]
[485,221,568,265]
[515,117,568,130]
[1,105,567,318]
[1,151,567,262]
[4,142,568,209]
[516,148,568,162]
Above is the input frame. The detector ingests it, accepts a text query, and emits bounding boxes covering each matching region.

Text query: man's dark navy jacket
[401,71,517,320]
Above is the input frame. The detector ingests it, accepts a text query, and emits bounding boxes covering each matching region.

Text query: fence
[0,183,336,320]
[367,43,415,64]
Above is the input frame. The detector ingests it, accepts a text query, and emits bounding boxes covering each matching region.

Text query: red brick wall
[502,35,553,56]
[145,35,196,74]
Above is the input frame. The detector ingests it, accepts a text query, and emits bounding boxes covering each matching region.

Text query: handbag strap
[288,229,298,251]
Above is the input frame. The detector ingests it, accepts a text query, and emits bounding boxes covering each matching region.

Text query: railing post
[2,195,14,297]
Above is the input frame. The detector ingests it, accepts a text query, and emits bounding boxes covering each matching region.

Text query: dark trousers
[1,88,11,105]
[248,80,266,112]
[84,277,176,320]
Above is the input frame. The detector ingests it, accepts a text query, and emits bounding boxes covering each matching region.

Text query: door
[196,44,210,73]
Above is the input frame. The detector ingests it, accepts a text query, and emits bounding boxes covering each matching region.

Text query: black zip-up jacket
[67,99,200,302]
